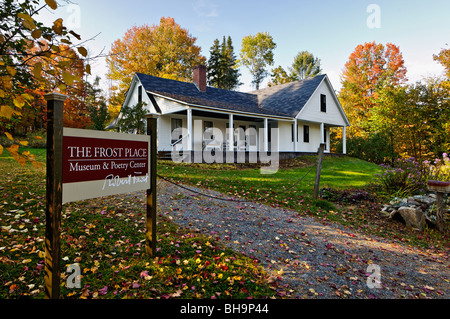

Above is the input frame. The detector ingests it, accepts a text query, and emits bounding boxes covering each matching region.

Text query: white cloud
[193,0,219,18]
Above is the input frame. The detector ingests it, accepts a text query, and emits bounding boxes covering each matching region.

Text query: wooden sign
[62,128,150,203]
[44,93,158,299]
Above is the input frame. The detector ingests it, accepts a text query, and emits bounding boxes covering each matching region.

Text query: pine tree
[222,36,241,90]
[207,39,222,88]
[207,36,241,90]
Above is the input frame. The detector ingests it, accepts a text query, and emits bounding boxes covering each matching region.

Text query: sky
[38,0,450,95]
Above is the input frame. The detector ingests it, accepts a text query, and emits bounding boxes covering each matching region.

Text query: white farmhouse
[114,65,350,161]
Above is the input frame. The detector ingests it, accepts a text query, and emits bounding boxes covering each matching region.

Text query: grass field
[158,155,381,215]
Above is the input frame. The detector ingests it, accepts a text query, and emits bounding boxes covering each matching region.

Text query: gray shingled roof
[136,72,325,118]
[250,74,326,117]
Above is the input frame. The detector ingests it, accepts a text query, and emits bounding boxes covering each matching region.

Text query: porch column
[264,118,269,152]
[187,107,193,151]
[320,122,325,146]
[228,113,234,151]
[343,126,347,154]
[293,119,298,152]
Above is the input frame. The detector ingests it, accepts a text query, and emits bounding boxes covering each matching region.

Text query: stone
[412,195,435,206]
[397,207,426,230]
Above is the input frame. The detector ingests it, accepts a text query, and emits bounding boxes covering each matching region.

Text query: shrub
[374,153,450,197]
[374,157,427,197]
[334,132,398,164]
[424,152,450,182]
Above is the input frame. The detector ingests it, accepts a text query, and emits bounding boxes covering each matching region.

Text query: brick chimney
[193,65,207,92]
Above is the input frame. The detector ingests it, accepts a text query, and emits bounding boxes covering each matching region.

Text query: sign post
[44,93,66,299]
[43,92,155,298]
[146,115,158,257]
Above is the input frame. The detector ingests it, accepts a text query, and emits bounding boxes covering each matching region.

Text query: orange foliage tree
[106,17,206,108]
[339,42,407,137]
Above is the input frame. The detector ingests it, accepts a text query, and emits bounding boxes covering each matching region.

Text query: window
[303,125,310,143]
[171,118,182,143]
[138,85,143,104]
[323,127,327,150]
[320,94,326,112]
[204,121,213,140]
[248,125,257,146]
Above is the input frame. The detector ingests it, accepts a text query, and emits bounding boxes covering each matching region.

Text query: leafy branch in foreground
[0,0,92,166]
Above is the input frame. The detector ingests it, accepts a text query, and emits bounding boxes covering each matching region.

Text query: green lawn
[158,155,381,213]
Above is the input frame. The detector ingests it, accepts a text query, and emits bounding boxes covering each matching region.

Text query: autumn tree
[0,0,90,166]
[239,32,276,90]
[107,17,206,108]
[207,36,241,90]
[433,47,450,79]
[339,42,407,137]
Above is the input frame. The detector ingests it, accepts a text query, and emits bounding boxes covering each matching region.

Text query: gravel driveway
[157,179,449,299]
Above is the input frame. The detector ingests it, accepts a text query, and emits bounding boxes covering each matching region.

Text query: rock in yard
[397,206,426,230]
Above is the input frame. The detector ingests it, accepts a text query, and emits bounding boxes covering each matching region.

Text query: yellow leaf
[32,161,43,169]
[85,64,91,75]
[21,93,33,101]
[62,71,74,86]
[33,62,42,79]
[4,132,13,141]
[52,18,63,35]
[13,96,25,108]
[77,46,88,57]
[21,19,36,30]
[6,66,16,77]
[45,0,58,10]
[1,76,12,90]
[0,105,14,119]
[34,136,43,140]
[0,89,5,98]
[7,144,19,153]
[31,29,42,39]
[0,144,3,156]
[18,140,29,146]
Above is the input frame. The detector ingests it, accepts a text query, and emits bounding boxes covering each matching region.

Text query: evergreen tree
[222,36,241,90]
[207,39,222,88]
[207,36,241,90]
